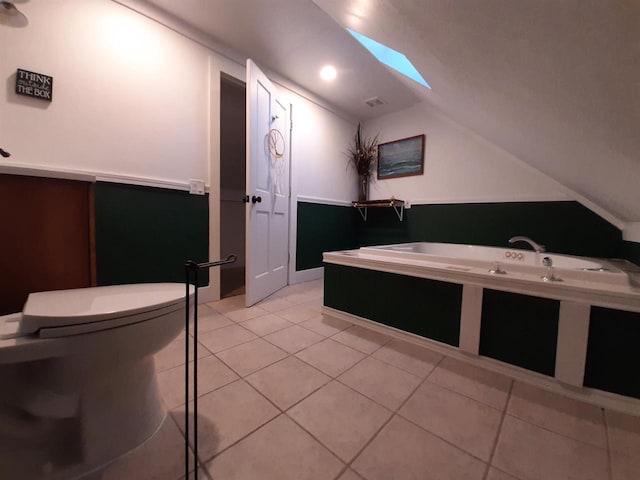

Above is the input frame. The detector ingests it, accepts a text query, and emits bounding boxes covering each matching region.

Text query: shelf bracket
[393,204,404,221]
[356,206,368,221]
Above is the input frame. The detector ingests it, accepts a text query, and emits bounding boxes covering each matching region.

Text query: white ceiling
[141,0,640,225]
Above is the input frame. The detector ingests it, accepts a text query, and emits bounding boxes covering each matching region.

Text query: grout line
[603,408,614,480]
[482,379,514,480]
[382,355,522,467]
[281,408,358,471]
[258,326,327,355]
[421,375,506,414]
[191,382,283,466]
[503,408,611,451]
[242,372,289,414]
[215,350,289,379]
[340,358,446,474]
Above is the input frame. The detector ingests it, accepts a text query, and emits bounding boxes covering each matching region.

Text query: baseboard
[291,267,324,284]
[322,306,640,416]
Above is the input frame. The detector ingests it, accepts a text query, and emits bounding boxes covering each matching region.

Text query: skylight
[346,28,431,90]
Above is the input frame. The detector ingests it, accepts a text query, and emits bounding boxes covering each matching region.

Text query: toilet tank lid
[20,283,193,333]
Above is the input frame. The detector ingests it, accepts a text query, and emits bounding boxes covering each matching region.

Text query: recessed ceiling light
[320,65,337,81]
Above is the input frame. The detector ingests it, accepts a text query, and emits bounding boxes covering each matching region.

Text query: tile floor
[99,279,640,480]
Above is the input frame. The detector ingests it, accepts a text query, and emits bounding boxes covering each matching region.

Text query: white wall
[287,99,357,204]
[0,0,357,290]
[0,0,213,186]
[363,103,570,205]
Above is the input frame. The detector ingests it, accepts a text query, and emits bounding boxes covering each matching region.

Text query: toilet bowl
[0,282,193,480]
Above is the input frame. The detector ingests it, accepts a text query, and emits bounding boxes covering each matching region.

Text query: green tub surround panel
[479,289,559,377]
[296,200,623,273]
[95,182,209,287]
[584,307,640,400]
[324,263,462,347]
[622,241,640,267]
[296,201,359,271]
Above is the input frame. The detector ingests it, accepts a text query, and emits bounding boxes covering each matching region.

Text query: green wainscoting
[296,202,359,271]
[95,182,209,286]
[622,241,640,267]
[358,201,622,258]
[296,200,623,273]
[479,289,559,377]
[584,307,640,400]
[324,264,462,347]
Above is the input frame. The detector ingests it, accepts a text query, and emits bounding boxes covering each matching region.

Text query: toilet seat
[1,283,190,340]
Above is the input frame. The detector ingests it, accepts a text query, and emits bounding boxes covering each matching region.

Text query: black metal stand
[184,254,237,479]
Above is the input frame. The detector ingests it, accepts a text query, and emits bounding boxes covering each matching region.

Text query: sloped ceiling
[314,0,640,226]
[139,0,639,225]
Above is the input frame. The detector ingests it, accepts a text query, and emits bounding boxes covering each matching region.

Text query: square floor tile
[102,416,193,480]
[224,305,268,323]
[606,410,640,480]
[610,452,640,480]
[216,338,288,377]
[206,414,343,480]
[246,356,330,410]
[399,381,502,461]
[264,325,324,354]
[198,324,257,354]
[428,356,512,410]
[240,314,293,336]
[256,296,295,313]
[276,304,321,324]
[493,415,608,480]
[288,381,392,462]
[486,468,520,480]
[155,336,210,372]
[372,338,443,377]
[296,338,366,377]
[172,379,278,462]
[282,291,318,305]
[338,357,422,410]
[337,469,363,480]
[352,415,486,480]
[190,310,233,334]
[606,409,640,455]
[299,315,352,337]
[158,355,238,409]
[508,381,606,448]
[331,325,389,354]
[207,295,245,314]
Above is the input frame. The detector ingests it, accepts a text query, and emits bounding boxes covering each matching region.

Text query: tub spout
[508,236,545,253]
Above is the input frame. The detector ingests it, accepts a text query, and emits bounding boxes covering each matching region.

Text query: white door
[245,59,290,306]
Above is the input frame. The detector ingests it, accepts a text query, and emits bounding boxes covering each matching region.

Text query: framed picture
[377,134,425,179]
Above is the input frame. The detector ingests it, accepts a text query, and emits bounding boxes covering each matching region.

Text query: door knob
[242,195,249,203]
[251,195,262,204]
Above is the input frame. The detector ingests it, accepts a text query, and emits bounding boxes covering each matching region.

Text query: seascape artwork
[377,134,425,179]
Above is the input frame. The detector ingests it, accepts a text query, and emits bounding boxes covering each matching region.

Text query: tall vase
[358,174,369,202]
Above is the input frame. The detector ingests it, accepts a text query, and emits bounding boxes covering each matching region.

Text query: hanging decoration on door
[267,128,285,195]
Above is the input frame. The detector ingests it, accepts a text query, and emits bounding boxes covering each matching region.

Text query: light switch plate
[189,179,205,195]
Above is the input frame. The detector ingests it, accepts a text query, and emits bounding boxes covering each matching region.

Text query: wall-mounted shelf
[352,198,405,221]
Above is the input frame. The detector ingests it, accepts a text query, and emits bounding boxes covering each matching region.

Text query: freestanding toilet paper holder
[184,254,237,480]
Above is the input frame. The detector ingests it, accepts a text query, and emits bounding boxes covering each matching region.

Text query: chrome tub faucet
[508,236,546,253]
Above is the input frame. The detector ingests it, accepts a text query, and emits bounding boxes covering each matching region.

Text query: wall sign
[15,69,53,101]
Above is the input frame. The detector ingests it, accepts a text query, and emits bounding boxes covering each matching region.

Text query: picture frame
[377,134,425,180]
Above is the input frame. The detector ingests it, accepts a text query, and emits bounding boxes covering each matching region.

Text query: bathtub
[358,242,635,287]
[323,242,640,408]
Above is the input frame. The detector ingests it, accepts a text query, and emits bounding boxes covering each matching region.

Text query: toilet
[0,282,193,480]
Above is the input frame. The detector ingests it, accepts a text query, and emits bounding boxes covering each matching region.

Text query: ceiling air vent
[364,97,386,108]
